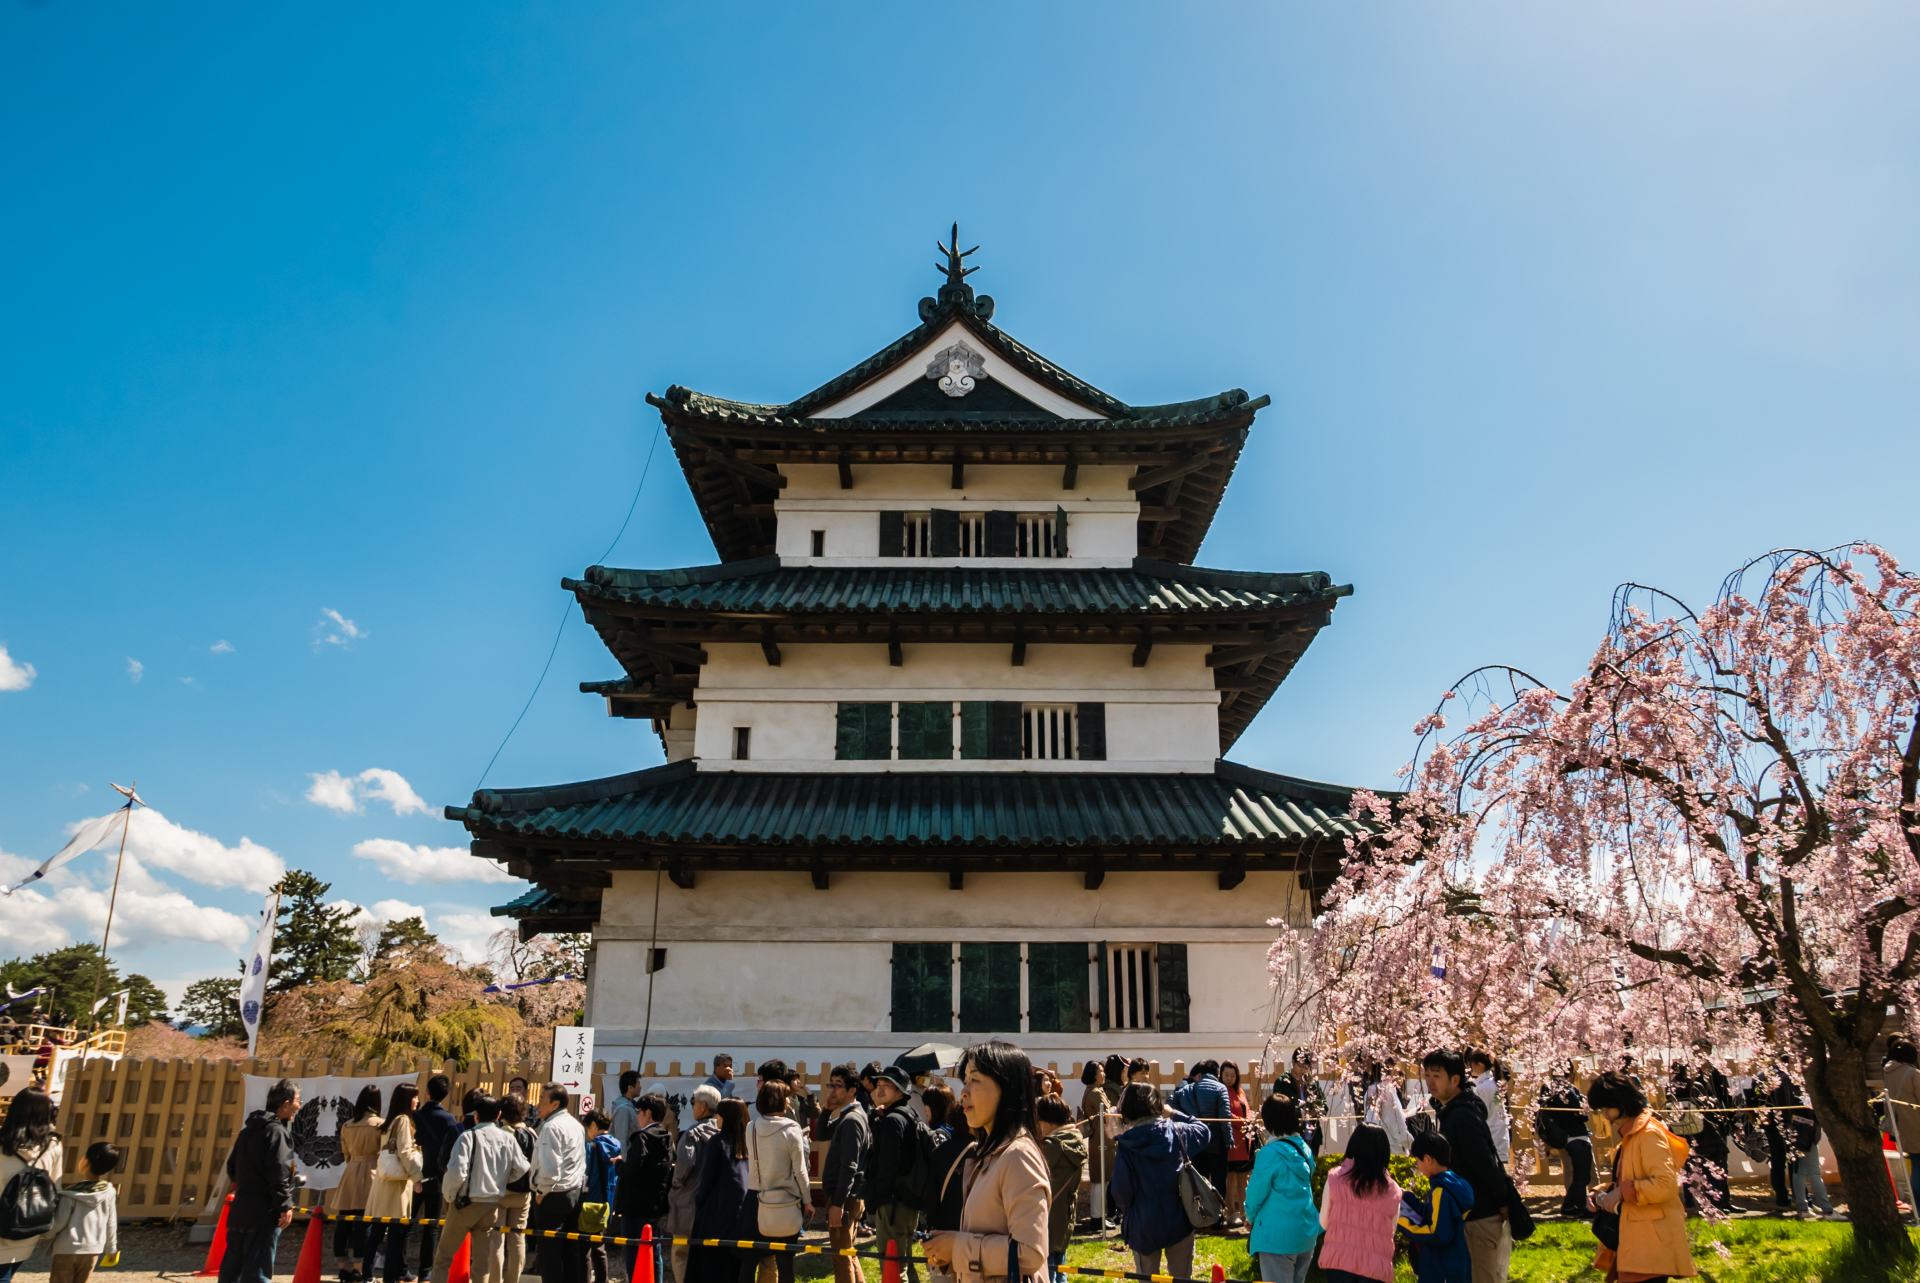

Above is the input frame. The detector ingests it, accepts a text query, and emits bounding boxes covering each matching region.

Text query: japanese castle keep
[450,231,1366,1066]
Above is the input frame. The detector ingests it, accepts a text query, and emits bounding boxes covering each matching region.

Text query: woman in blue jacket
[1244,1096,1320,1283]
[1110,1084,1215,1282]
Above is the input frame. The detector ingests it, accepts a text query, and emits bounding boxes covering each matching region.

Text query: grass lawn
[788,1220,1920,1283]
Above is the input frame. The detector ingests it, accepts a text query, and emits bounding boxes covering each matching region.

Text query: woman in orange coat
[1588,1071,1696,1282]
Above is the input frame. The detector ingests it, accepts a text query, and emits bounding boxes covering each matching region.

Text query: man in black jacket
[222,1078,300,1283]
[1533,1063,1591,1218]
[1422,1050,1510,1283]
[821,1063,871,1283]
[865,1066,922,1279]
[412,1073,459,1279]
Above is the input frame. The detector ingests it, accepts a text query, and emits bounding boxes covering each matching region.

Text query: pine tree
[269,870,362,992]
[369,916,443,974]
[178,976,245,1038]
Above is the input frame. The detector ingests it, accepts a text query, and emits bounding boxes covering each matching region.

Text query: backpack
[617,1125,672,1222]
[893,1111,944,1212]
[505,1125,536,1195]
[0,1155,57,1241]
[1532,1084,1583,1150]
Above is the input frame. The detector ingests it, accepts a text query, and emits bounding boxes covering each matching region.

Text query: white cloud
[329,897,429,934]
[306,768,431,817]
[126,658,144,684]
[0,646,36,692]
[435,911,502,965]
[108,807,284,892]
[177,676,197,686]
[210,640,235,655]
[315,608,365,649]
[351,838,514,885]
[305,770,360,813]
[356,769,431,817]
[0,850,252,953]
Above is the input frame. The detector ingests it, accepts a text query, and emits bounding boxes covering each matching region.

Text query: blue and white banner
[238,892,278,1055]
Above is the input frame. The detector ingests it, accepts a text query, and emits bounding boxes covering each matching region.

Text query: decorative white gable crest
[925,342,988,398]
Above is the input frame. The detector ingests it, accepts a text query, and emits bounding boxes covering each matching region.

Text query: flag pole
[87,783,141,1032]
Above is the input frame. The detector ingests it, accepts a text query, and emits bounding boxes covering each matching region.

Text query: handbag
[1592,1145,1623,1250]
[580,1201,611,1235]
[376,1127,411,1181]
[1173,1130,1223,1230]
[753,1127,805,1239]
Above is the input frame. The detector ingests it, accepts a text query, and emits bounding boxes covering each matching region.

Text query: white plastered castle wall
[774,464,1139,567]
[691,642,1220,771]
[586,869,1313,1067]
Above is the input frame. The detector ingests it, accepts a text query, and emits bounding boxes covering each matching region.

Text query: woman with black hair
[362,1083,422,1283]
[1587,1071,1694,1282]
[1314,1123,1399,1283]
[1109,1081,1213,1282]
[0,1086,62,1283]
[328,1084,387,1282]
[689,1099,750,1283]
[923,1040,1049,1283]
[1078,1060,1112,1230]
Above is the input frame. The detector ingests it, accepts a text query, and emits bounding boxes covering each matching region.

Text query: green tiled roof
[449,760,1367,852]
[491,888,596,920]
[567,557,1351,618]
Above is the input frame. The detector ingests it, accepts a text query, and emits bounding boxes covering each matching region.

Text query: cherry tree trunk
[1806,1039,1913,1260]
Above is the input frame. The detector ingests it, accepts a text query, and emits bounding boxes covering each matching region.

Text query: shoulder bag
[376,1123,410,1181]
[1173,1128,1223,1230]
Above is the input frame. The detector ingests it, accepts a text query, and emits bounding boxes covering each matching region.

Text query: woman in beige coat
[328,1085,386,1282]
[0,1088,63,1283]
[745,1080,813,1283]
[925,1041,1050,1283]
[360,1084,423,1283]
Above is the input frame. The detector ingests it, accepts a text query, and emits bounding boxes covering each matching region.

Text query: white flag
[3,812,124,895]
[238,892,278,1055]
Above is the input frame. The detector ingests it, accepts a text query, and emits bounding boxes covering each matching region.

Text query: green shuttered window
[959,942,1020,1032]
[891,943,952,1032]
[1028,942,1090,1033]
[897,702,954,760]
[835,702,892,760]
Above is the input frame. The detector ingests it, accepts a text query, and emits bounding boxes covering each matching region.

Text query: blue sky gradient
[3,4,1916,1002]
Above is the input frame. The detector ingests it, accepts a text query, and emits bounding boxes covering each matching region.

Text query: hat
[876,1064,913,1092]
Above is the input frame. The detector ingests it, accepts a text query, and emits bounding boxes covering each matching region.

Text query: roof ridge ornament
[920,221,995,323]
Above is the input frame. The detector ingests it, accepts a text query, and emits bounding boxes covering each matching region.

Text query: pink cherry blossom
[1274,545,1920,1257]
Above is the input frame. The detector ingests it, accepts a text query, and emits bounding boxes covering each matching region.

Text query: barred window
[1022,704,1077,761]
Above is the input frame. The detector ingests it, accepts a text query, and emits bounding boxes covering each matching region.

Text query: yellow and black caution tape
[291,1210,1239,1283]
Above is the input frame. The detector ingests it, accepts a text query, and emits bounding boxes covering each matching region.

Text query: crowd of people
[0,1035,1898,1283]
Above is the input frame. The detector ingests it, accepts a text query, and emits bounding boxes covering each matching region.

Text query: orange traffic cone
[634,1225,655,1283]
[291,1210,328,1283]
[882,1239,901,1283]
[448,1231,473,1283]
[197,1193,234,1277]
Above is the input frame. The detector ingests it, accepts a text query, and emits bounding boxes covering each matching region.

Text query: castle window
[732,727,751,760]
[1022,705,1077,760]
[1102,944,1158,1031]
[810,529,826,557]
[878,509,1068,558]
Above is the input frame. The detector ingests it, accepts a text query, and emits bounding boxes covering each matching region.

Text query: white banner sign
[239,893,279,1056]
[242,1072,417,1191]
[551,1027,594,1094]
[0,1055,35,1094]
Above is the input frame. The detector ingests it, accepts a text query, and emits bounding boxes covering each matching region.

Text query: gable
[809,320,1109,420]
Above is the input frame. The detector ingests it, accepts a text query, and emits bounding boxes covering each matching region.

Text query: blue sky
[3,4,1916,1005]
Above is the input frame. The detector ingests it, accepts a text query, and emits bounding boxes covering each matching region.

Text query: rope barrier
[290,1210,1240,1282]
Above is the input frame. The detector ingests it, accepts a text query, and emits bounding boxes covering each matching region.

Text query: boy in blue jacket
[1397,1132,1475,1283]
